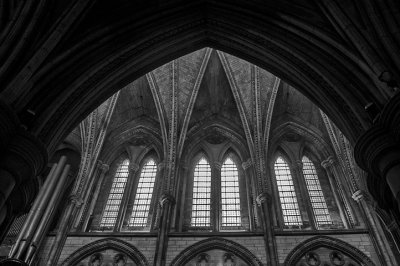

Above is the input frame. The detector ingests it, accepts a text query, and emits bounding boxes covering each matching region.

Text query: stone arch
[169,237,263,266]
[60,238,149,266]
[283,235,376,266]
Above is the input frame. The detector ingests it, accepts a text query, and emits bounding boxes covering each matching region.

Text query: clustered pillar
[256,192,278,266]
[154,193,175,266]
[355,92,400,213]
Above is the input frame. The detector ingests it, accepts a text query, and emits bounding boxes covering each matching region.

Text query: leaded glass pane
[191,158,211,227]
[129,159,157,227]
[100,159,129,229]
[302,156,332,226]
[221,158,241,227]
[274,157,302,226]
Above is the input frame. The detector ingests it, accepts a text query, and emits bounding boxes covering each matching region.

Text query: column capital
[242,159,253,170]
[213,162,222,170]
[321,156,336,169]
[352,190,368,203]
[129,163,140,173]
[97,161,109,173]
[159,193,175,207]
[69,194,84,207]
[293,160,303,170]
[158,161,167,169]
[256,192,272,205]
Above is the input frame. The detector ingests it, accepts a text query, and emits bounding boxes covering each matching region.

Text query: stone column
[256,192,278,266]
[115,163,139,231]
[0,130,47,228]
[352,190,395,266]
[354,92,400,213]
[242,159,255,231]
[81,162,109,231]
[321,157,351,229]
[45,195,83,266]
[154,193,175,266]
[212,162,222,231]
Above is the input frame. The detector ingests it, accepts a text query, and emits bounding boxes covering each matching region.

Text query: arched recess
[283,235,376,266]
[170,237,263,266]
[60,238,149,266]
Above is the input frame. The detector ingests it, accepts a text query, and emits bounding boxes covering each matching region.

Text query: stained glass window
[274,157,302,226]
[221,158,241,227]
[129,159,157,227]
[100,159,129,229]
[191,158,211,227]
[302,156,332,226]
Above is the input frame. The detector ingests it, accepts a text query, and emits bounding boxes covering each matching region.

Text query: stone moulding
[169,237,263,266]
[283,235,375,266]
[60,237,149,266]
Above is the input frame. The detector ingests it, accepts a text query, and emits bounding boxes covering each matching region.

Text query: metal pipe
[24,164,71,264]
[13,156,67,259]
[9,163,58,258]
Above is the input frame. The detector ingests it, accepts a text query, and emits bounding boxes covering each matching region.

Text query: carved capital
[97,161,109,173]
[158,161,167,169]
[159,193,175,207]
[213,162,222,170]
[293,160,303,170]
[352,190,367,203]
[129,163,140,173]
[321,156,336,170]
[256,192,271,205]
[69,194,84,207]
[242,159,252,170]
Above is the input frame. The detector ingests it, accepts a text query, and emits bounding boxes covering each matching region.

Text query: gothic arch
[169,237,263,266]
[60,238,149,266]
[283,236,376,266]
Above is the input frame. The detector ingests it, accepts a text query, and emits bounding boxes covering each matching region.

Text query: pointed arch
[60,238,149,266]
[274,156,302,226]
[191,156,212,227]
[284,236,376,266]
[170,237,263,266]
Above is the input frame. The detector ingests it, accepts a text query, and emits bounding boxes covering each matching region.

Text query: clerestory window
[100,159,130,229]
[190,155,243,230]
[129,159,157,228]
[302,156,332,226]
[274,157,302,226]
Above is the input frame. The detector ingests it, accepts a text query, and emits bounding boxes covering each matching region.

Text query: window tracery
[191,157,212,227]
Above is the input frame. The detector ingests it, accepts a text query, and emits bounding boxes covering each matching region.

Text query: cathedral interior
[0,1,400,265]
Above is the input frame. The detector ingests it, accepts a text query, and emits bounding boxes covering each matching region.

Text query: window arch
[301,156,331,226]
[220,157,241,228]
[129,159,157,228]
[100,159,130,229]
[274,156,302,226]
[191,157,212,227]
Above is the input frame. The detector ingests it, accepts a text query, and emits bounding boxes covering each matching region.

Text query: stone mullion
[212,162,222,231]
[81,162,109,231]
[293,161,316,229]
[321,157,351,229]
[353,190,395,266]
[115,163,139,232]
[242,159,255,231]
